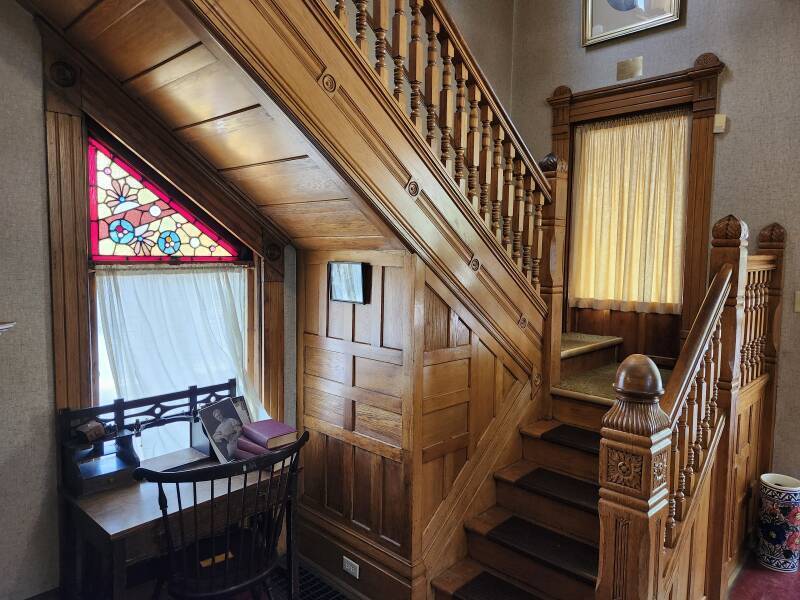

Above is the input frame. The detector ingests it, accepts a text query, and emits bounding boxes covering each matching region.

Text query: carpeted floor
[557,362,673,401]
[729,556,800,599]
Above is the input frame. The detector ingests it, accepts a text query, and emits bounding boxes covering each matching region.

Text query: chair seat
[167,527,279,599]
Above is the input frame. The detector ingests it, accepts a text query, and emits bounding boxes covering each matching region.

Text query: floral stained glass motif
[88,138,238,262]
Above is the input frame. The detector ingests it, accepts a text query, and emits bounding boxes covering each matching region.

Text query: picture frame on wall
[583,0,681,46]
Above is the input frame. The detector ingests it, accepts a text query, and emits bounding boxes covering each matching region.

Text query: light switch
[795,291,800,313]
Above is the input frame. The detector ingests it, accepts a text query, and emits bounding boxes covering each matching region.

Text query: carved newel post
[597,355,671,600]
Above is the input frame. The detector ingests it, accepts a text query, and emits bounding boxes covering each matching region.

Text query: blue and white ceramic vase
[757,473,800,572]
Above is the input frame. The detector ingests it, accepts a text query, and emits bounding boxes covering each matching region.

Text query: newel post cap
[614,354,664,400]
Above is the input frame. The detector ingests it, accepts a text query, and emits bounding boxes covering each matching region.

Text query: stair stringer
[181,0,546,378]
[418,268,545,598]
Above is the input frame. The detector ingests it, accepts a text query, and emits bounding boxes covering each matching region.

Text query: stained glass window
[88,137,239,262]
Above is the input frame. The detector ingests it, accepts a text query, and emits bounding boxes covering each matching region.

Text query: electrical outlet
[342,556,360,579]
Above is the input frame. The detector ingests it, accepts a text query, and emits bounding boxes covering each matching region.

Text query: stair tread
[494,459,537,484]
[516,468,599,514]
[557,362,673,402]
[560,332,623,359]
[485,515,598,585]
[540,424,601,455]
[431,559,485,595]
[454,571,543,600]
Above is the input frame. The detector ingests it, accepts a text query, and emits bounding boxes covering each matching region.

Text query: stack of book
[233,419,298,460]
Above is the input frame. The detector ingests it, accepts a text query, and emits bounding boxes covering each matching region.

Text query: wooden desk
[63,448,271,599]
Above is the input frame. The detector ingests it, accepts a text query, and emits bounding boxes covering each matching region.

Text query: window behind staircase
[568,109,690,315]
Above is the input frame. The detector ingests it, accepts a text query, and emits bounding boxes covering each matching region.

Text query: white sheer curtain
[96,265,261,457]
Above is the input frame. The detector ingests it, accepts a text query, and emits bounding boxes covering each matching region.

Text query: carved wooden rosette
[597,355,671,600]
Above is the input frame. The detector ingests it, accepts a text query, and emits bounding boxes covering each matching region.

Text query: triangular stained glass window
[88,137,239,262]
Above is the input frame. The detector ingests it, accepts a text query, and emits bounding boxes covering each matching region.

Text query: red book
[242,419,297,450]
[237,436,270,456]
[233,447,256,461]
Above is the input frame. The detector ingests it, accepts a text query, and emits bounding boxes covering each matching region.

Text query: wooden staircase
[432,336,624,599]
[433,421,602,598]
[432,336,676,599]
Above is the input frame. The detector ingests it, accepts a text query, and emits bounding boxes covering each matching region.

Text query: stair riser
[552,395,609,431]
[560,345,618,379]
[522,438,599,481]
[495,480,600,545]
[467,533,595,600]
[434,590,454,600]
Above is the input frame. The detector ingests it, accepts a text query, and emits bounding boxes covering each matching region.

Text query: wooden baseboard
[298,516,425,600]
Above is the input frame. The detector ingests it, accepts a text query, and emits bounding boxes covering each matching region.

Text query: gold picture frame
[583,0,681,46]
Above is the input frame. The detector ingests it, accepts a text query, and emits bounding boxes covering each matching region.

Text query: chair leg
[287,501,299,600]
[151,576,164,600]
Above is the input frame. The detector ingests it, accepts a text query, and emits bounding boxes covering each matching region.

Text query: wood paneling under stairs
[30,0,403,251]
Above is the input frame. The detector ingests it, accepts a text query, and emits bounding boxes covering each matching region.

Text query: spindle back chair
[133,431,309,599]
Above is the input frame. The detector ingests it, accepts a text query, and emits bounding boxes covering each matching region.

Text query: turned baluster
[596,355,670,600]
[758,272,769,377]
[500,141,516,253]
[408,0,424,132]
[743,277,754,384]
[391,0,408,107]
[489,124,505,240]
[439,36,455,172]
[693,360,706,471]
[701,338,715,448]
[453,62,468,191]
[665,425,680,547]
[478,105,493,226]
[675,404,689,520]
[424,12,440,148]
[531,189,544,291]
[521,175,534,279]
[373,0,390,88]
[466,84,481,212]
[511,159,525,267]
[683,380,697,494]
[355,0,368,57]
[709,322,721,427]
[335,0,348,28]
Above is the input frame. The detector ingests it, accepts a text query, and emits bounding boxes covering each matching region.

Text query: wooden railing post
[597,355,671,600]
[539,154,567,405]
[756,223,785,475]
[706,214,749,600]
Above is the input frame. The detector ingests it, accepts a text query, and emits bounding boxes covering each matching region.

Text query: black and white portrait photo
[199,398,244,462]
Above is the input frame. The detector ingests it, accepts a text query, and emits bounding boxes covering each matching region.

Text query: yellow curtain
[568,109,690,315]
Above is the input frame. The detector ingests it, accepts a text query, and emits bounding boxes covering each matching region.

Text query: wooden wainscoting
[725,374,768,582]
[299,249,414,553]
[570,308,680,362]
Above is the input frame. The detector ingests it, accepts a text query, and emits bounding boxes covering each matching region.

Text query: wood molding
[548,53,725,341]
[181,0,546,375]
[45,104,92,410]
[36,19,288,254]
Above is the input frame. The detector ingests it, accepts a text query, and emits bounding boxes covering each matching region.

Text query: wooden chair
[133,432,309,600]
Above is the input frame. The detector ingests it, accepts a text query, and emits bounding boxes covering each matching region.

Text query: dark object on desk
[134,430,309,600]
[75,419,107,442]
[59,379,237,497]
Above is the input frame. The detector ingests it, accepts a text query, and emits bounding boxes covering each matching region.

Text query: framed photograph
[198,398,244,463]
[328,261,371,304]
[583,0,680,46]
